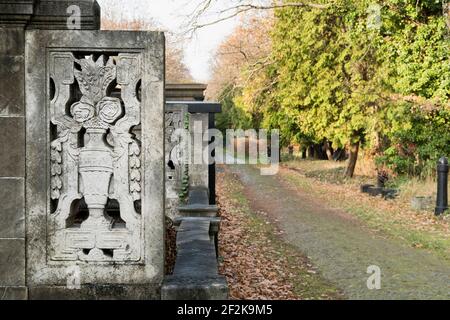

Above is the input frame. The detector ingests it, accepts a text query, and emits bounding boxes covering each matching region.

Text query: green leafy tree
[236,0,449,177]
[244,0,386,176]
[215,85,252,132]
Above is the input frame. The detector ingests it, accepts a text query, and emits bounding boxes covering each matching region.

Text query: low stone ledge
[178,204,219,217]
[161,276,228,300]
[178,186,219,217]
[162,219,228,300]
[28,284,161,300]
[0,286,28,300]
[173,216,221,236]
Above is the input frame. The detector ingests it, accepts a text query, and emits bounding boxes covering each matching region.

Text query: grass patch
[282,157,373,186]
[279,161,450,261]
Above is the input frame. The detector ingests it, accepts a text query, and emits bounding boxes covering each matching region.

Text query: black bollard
[435,157,449,215]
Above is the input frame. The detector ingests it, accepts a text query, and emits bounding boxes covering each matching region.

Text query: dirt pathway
[225,164,450,299]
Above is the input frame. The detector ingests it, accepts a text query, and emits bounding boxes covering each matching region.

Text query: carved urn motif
[71,55,122,230]
[48,51,143,263]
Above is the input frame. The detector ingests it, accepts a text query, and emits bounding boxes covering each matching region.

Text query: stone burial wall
[0,0,226,300]
[0,0,101,300]
[25,30,165,299]
[165,103,189,219]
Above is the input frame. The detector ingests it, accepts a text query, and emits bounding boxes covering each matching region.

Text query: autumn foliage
[210,1,450,178]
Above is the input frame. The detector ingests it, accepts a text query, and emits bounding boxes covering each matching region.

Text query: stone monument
[0,0,227,300]
[25,30,165,298]
[0,0,101,300]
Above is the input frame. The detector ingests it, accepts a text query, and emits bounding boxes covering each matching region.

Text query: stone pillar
[165,84,221,208]
[25,30,165,300]
[165,104,189,219]
[0,0,100,300]
[188,103,222,202]
[0,0,34,301]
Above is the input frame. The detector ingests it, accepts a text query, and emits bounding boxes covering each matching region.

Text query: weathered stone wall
[0,1,224,300]
[165,104,189,219]
[0,0,35,301]
[164,86,221,218]
[25,30,165,299]
[28,0,100,30]
[0,0,102,300]
[165,83,207,102]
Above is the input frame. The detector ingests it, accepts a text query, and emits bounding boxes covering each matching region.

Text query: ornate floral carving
[70,98,94,123]
[129,140,141,201]
[71,55,122,129]
[98,97,122,124]
[165,106,189,218]
[48,52,143,262]
[74,55,116,104]
[50,130,67,200]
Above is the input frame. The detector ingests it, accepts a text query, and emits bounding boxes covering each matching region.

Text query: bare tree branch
[185,0,331,34]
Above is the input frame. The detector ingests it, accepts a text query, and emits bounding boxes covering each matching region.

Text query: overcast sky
[96,0,240,82]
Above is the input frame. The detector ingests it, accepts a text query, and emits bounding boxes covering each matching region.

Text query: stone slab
[190,112,210,189]
[161,276,228,300]
[0,286,27,300]
[0,117,25,177]
[0,55,25,116]
[173,217,221,236]
[0,178,24,238]
[187,186,210,205]
[0,239,25,286]
[25,30,165,288]
[162,219,228,300]
[28,284,160,300]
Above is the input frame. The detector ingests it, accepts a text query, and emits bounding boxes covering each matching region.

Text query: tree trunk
[324,141,334,161]
[301,148,307,159]
[288,145,294,156]
[345,141,360,178]
[313,144,322,160]
[307,146,315,159]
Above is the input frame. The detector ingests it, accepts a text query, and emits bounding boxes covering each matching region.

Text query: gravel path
[226,164,450,300]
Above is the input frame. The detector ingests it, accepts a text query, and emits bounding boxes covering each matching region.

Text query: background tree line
[208,0,450,178]
[102,17,193,83]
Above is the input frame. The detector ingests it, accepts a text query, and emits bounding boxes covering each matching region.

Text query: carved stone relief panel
[48,52,142,262]
[165,104,188,219]
[26,31,165,288]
